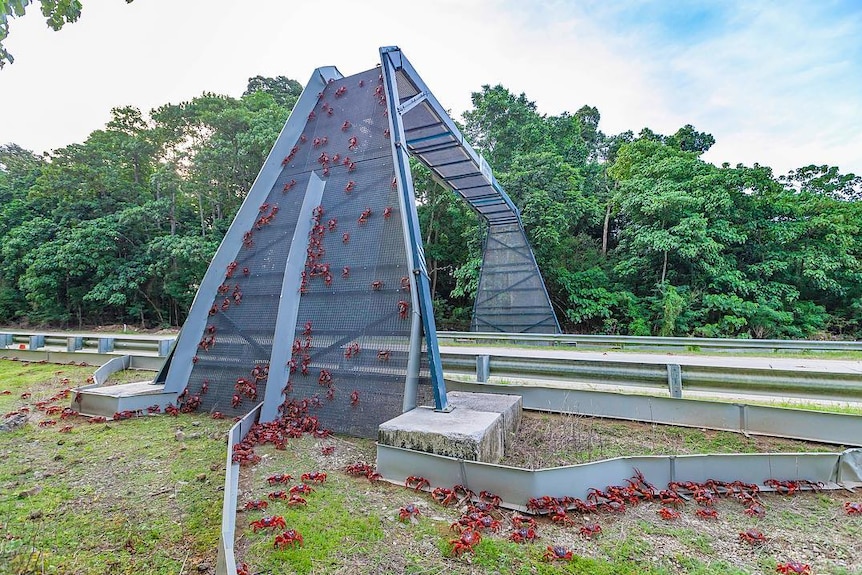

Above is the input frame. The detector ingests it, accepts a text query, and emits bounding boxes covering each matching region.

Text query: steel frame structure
[155,47,557,434]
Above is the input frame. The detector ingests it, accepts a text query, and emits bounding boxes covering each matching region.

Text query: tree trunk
[602,201,612,256]
[660,250,668,284]
[170,188,177,236]
[197,191,206,237]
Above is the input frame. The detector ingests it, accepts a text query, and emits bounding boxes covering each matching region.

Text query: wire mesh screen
[472,223,559,333]
[181,169,308,418]
[179,67,422,436]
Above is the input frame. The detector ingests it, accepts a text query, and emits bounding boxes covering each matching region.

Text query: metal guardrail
[445,380,862,447]
[4,329,860,358]
[3,329,861,403]
[438,331,862,352]
[441,352,862,403]
[0,331,174,357]
[217,402,262,575]
[377,445,862,511]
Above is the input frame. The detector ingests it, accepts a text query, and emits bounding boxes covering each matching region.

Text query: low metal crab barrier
[376,445,862,511]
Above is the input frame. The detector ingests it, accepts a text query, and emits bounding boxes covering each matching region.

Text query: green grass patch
[0,360,231,574]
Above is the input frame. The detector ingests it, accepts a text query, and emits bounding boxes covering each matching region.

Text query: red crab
[243,500,268,511]
[744,503,766,517]
[695,507,719,519]
[274,529,303,549]
[249,515,286,533]
[290,483,315,495]
[350,390,360,406]
[479,490,501,507]
[399,504,421,522]
[321,445,335,456]
[511,515,537,529]
[475,515,502,533]
[739,529,767,545]
[510,527,538,543]
[776,562,811,574]
[287,494,307,506]
[397,300,410,319]
[432,487,458,506]
[543,545,574,562]
[267,474,293,485]
[549,506,574,527]
[844,502,862,515]
[580,523,602,538]
[268,491,288,500]
[301,471,327,483]
[449,529,481,557]
[658,507,680,520]
[405,476,430,492]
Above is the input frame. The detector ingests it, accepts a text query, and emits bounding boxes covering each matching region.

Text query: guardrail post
[98,337,115,354]
[476,355,490,383]
[0,333,12,347]
[158,338,174,357]
[667,364,682,399]
[29,335,45,350]
[66,336,83,352]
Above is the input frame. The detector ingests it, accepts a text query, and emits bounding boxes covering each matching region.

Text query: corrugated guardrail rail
[440,351,862,403]
[438,331,862,352]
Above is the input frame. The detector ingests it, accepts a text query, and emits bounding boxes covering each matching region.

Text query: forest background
[1,75,860,338]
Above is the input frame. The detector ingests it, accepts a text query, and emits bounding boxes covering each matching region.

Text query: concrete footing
[378,391,522,463]
[73,381,177,417]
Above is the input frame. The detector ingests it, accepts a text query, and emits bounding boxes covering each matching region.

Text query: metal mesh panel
[177,67,423,436]
[182,169,308,417]
[285,68,418,436]
[472,224,558,333]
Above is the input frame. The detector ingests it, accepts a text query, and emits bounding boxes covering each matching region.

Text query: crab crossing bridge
[150,46,558,437]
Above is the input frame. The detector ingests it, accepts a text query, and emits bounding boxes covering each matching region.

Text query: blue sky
[0,0,859,177]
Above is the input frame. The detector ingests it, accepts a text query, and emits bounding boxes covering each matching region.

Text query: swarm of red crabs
[378,468,838,565]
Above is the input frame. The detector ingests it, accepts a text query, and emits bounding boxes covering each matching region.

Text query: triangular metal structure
[155,48,557,436]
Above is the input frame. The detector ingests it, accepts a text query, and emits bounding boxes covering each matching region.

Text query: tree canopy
[1,77,859,339]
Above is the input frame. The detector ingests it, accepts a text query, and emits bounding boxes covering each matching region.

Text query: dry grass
[501,411,839,469]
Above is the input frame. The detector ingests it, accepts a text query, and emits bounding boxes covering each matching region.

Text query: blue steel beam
[380,47,450,412]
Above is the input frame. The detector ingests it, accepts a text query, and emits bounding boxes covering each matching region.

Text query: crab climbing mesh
[285,68,417,437]
[472,223,558,333]
[176,67,420,437]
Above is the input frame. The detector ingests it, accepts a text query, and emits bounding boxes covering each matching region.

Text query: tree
[244,75,303,109]
[1,0,133,68]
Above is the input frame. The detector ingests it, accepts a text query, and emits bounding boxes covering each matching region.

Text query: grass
[3,358,862,575]
[0,359,232,575]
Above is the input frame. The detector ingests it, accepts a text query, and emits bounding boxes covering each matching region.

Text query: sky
[0,0,860,177]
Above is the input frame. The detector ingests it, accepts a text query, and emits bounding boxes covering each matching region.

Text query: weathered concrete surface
[378,391,522,463]
[446,389,522,451]
[74,381,177,417]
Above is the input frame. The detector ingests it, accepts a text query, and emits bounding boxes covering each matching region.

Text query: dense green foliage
[1,78,859,337]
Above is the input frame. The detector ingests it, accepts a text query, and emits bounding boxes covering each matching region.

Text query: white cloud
[0,0,859,176]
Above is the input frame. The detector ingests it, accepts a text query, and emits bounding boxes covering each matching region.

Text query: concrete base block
[446,389,522,451]
[378,391,522,463]
[73,381,178,417]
